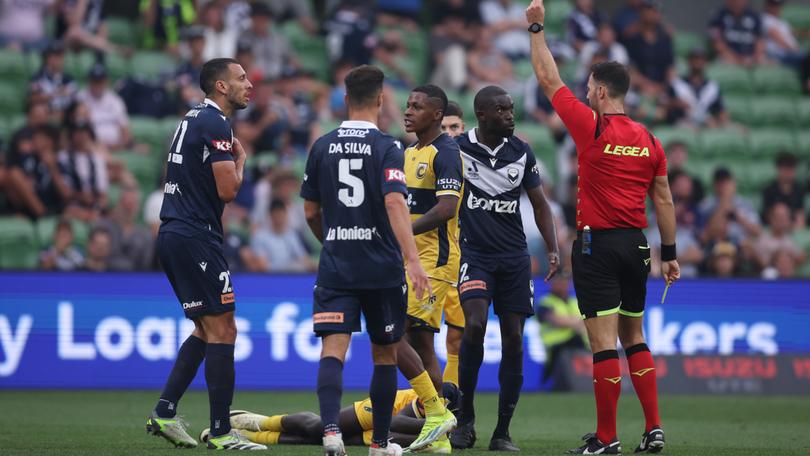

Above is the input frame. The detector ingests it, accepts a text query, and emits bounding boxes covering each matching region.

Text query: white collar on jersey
[468,128,507,156]
[203,98,225,113]
[340,120,378,130]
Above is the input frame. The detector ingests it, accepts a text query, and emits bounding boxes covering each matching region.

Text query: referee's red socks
[625,343,660,432]
[592,350,621,444]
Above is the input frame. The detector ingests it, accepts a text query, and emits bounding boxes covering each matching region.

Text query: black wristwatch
[528,22,544,33]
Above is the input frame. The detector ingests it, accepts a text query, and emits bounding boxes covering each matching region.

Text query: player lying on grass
[200,384,460,453]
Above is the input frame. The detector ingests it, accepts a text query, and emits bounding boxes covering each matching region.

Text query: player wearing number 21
[300,65,431,456]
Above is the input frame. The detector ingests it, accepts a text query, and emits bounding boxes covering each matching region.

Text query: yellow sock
[409,371,444,417]
[259,415,286,432]
[443,354,459,387]
[242,430,280,445]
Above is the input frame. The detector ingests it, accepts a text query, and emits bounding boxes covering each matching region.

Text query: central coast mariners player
[449,85,560,451]
[399,85,463,454]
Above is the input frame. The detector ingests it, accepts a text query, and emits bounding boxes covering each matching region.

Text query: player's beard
[229,91,249,110]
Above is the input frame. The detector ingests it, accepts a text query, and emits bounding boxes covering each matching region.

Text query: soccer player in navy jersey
[527,0,680,453]
[146,58,266,450]
[300,65,430,456]
[449,85,560,451]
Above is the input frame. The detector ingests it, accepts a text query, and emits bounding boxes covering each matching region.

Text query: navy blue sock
[370,364,397,447]
[493,352,524,438]
[458,340,484,426]
[155,335,206,418]
[318,356,344,435]
[205,343,235,437]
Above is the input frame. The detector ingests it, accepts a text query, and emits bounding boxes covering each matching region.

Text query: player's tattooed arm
[412,195,459,235]
[526,185,560,281]
[304,200,324,243]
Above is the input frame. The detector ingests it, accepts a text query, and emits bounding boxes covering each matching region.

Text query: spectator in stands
[762,0,804,66]
[429,0,481,93]
[29,41,77,113]
[668,169,700,213]
[649,179,704,278]
[81,226,112,272]
[624,0,674,97]
[39,218,84,271]
[266,0,318,35]
[242,1,299,80]
[76,64,132,152]
[523,80,566,143]
[612,0,644,43]
[706,241,738,278]
[576,23,629,81]
[466,27,521,94]
[709,0,767,67]
[666,48,729,128]
[251,199,316,273]
[566,0,607,53]
[480,0,531,59]
[755,202,807,277]
[328,60,353,120]
[761,152,806,229]
[55,0,121,57]
[201,0,238,62]
[324,0,377,66]
[665,140,705,203]
[233,78,289,156]
[377,0,421,30]
[273,70,324,155]
[93,184,154,271]
[372,29,415,89]
[8,100,51,156]
[235,38,263,83]
[0,0,53,50]
[140,0,196,54]
[699,167,762,254]
[174,26,206,109]
[58,122,108,221]
[5,125,72,219]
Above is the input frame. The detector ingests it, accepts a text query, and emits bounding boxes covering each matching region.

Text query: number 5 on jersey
[338,158,365,207]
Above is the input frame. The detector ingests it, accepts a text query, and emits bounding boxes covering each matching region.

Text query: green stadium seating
[0,217,39,269]
[706,63,753,95]
[130,51,177,81]
[0,49,31,85]
[0,115,26,143]
[544,0,573,36]
[674,31,705,59]
[517,122,555,157]
[118,150,160,192]
[792,130,810,159]
[783,4,810,30]
[106,17,137,47]
[723,96,752,125]
[652,126,699,152]
[65,51,97,82]
[748,128,797,160]
[751,66,801,95]
[796,99,810,127]
[698,128,748,158]
[0,83,27,117]
[130,116,172,152]
[515,59,535,81]
[748,96,797,127]
[685,158,724,187]
[34,216,91,250]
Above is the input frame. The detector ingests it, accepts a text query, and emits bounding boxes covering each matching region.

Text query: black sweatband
[661,243,676,261]
[624,343,650,357]
[593,350,619,363]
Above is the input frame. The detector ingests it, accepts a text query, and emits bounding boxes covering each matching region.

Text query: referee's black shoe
[489,435,520,452]
[634,428,664,453]
[449,421,476,449]
[566,433,621,454]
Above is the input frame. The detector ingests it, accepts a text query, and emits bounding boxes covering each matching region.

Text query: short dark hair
[344,65,385,109]
[590,61,630,98]
[713,167,733,184]
[412,84,448,115]
[445,100,463,118]
[775,151,798,168]
[473,85,508,113]
[32,124,60,145]
[89,226,111,242]
[269,199,286,212]
[200,58,239,96]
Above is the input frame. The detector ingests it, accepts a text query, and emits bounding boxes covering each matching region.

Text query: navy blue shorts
[158,231,235,319]
[313,284,407,345]
[457,253,534,317]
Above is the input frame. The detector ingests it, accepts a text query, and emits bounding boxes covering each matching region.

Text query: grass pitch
[0,390,807,455]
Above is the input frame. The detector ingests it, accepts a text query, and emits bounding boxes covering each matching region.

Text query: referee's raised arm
[526,0,565,100]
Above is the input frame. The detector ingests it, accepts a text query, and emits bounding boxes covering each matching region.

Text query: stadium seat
[0,49,31,85]
[698,128,748,159]
[793,131,810,159]
[34,216,58,249]
[65,51,98,83]
[748,96,797,127]
[748,128,797,160]
[0,115,26,143]
[783,4,810,30]
[130,51,177,81]
[130,116,169,149]
[723,95,752,125]
[674,31,706,59]
[796,99,810,126]
[752,66,801,95]
[0,217,39,270]
[118,150,160,192]
[106,17,137,47]
[0,82,27,117]
[706,63,753,95]
[517,122,555,156]
[652,126,699,152]
[543,0,573,36]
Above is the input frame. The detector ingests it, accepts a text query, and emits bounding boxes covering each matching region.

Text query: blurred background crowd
[0,0,808,279]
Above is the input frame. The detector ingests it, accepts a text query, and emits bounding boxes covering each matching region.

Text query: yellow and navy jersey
[354,389,420,431]
[404,133,463,283]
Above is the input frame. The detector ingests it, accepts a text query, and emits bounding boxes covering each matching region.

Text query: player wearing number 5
[301,65,431,456]
[147,58,266,450]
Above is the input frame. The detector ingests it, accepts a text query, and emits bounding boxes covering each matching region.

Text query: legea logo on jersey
[212,140,232,152]
[164,182,182,195]
[467,193,517,214]
[325,226,378,241]
[385,168,407,184]
[338,128,369,138]
[603,144,650,157]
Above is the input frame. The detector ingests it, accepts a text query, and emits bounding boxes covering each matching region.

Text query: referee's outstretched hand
[526,0,546,24]
[662,260,681,286]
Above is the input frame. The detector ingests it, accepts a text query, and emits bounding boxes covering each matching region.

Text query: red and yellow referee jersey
[551,86,667,230]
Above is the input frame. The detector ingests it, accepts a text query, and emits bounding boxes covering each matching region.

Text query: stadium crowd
[0,0,808,278]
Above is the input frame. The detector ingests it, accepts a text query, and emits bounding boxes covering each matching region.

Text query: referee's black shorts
[571,228,651,319]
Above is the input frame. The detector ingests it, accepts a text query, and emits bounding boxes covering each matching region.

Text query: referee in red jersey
[526,1,680,454]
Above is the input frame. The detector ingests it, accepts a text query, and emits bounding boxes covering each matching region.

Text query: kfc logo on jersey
[385,168,407,184]
[212,140,233,152]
